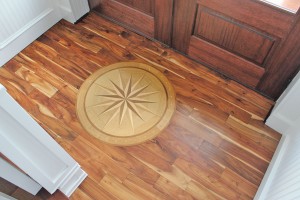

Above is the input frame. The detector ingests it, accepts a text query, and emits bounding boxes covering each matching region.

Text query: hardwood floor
[0,12,281,200]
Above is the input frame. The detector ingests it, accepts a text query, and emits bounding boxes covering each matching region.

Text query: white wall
[0,0,61,67]
[255,70,300,199]
[0,0,89,67]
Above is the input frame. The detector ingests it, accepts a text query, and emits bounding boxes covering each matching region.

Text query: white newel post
[0,84,87,197]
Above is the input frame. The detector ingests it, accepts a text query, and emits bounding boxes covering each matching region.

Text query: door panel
[172,0,293,89]
[89,0,300,99]
[188,36,265,87]
[95,0,155,37]
[194,7,275,65]
[90,0,173,44]
[196,0,294,38]
[115,0,154,15]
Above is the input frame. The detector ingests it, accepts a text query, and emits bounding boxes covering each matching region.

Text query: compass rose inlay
[77,62,175,146]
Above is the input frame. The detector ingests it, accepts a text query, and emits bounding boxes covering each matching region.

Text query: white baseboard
[59,164,87,197]
[0,7,61,67]
[254,135,289,200]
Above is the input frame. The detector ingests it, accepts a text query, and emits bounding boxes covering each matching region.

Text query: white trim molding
[0,84,87,197]
[0,8,54,50]
[256,70,300,199]
[0,158,42,195]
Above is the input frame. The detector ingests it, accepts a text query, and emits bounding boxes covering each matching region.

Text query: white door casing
[255,71,300,199]
[0,85,87,197]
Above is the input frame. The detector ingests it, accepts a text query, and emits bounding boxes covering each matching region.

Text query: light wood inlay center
[77,62,175,146]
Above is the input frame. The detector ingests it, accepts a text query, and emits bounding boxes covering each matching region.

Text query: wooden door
[88,0,173,45]
[172,0,295,90]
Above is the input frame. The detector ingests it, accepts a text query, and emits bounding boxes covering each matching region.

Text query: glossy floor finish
[0,12,281,200]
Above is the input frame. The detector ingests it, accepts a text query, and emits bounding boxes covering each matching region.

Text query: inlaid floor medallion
[76,62,176,146]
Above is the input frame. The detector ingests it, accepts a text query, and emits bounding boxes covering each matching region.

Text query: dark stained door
[89,0,173,45]
[172,0,295,89]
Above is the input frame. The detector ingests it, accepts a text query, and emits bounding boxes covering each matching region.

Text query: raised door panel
[94,0,155,37]
[194,7,275,65]
[197,0,294,38]
[89,0,173,44]
[188,36,265,87]
[115,0,154,15]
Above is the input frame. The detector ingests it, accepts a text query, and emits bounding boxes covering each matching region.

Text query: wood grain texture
[76,62,176,146]
[188,36,265,87]
[172,0,197,52]
[197,0,294,38]
[90,0,299,99]
[194,6,275,65]
[154,0,173,45]
[0,12,281,199]
[94,0,155,37]
[114,0,154,16]
[258,10,300,99]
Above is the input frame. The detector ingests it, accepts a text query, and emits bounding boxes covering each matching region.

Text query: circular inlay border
[76,62,176,146]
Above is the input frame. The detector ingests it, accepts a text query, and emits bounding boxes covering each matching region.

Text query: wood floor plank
[220,168,258,198]
[175,158,240,200]
[15,66,58,98]
[21,44,84,89]
[154,176,196,200]
[70,188,93,200]
[79,177,119,200]
[100,175,141,200]
[124,145,174,171]
[219,139,269,173]
[198,141,263,186]
[186,180,223,200]
[123,174,168,200]
[190,110,276,161]
[0,13,282,200]
[83,154,130,183]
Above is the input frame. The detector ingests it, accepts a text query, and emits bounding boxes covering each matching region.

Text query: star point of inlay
[93,70,160,127]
